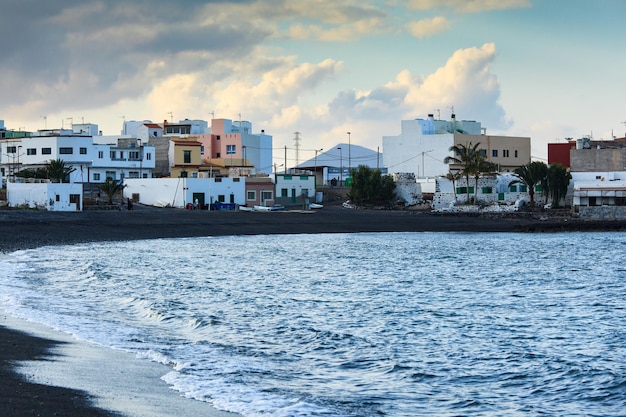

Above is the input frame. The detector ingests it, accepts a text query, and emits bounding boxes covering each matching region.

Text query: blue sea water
[1,232,625,416]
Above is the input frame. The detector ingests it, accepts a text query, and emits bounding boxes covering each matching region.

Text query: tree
[444,142,481,203]
[445,171,461,202]
[46,159,76,183]
[509,161,548,207]
[16,167,48,179]
[348,165,396,205]
[99,178,126,204]
[543,163,571,208]
[472,154,499,203]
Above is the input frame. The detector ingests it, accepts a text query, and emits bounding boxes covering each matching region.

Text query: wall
[124,177,245,208]
[393,173,423,205]
[7,182,83,211]
[570,148,626,172]
[432,176,547,210]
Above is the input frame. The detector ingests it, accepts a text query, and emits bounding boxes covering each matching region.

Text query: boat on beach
[254,204,285,211]
[309,203,323,209]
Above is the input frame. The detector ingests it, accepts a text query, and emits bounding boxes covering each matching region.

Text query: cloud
[406,0,532,13]
[405,17,451,38]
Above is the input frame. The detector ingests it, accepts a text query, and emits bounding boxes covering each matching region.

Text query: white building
[274,172,316,206]
[383,114,531,192]
[0,131,156,184]
[124,177,245,208]
[7,181,84,211]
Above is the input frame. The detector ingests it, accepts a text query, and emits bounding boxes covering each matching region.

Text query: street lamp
[137,139,143,178]
[347,131,351,172]
[420,149,434,178]
[337,147,342,185]
[314,148,323,186]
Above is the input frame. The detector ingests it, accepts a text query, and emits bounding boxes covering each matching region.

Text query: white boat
[239,206,255,212]
[254,204,285,211]
[309,203,323,209]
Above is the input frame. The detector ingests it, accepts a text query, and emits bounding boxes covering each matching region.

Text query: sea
[1,232,625,417]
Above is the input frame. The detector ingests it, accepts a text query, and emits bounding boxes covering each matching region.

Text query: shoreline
[2,205,626,254]
[2,206,626,417]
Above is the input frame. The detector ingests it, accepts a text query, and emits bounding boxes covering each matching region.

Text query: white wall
[383,119,453,178]
[275,174,316,198]
[8,182,83,211]
[124,177,245,208]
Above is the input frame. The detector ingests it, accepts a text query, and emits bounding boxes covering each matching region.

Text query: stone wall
[393,173,423,206]
[578,206,626,219]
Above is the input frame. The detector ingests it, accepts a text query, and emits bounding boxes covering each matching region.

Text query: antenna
[435,109,440,120]
[167,111,173,122]
[293,131,301,167]
[40,115,47,129]
[210,111,215,119]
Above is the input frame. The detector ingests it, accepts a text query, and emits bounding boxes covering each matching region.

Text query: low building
[7,180,83,211]
[124,177,245,209]
[274,171,316,207]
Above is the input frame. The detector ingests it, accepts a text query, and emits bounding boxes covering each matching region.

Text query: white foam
[1,312,240,417]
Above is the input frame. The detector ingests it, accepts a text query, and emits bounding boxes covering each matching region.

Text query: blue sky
[1,0,624,164]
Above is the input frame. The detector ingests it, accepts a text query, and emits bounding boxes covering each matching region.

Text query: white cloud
[405,0,532,13]
[405,16,451,38]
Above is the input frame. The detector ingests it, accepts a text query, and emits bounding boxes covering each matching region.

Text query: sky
[1,0,625,165]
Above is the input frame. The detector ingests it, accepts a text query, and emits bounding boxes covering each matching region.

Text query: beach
[2,205,626,417]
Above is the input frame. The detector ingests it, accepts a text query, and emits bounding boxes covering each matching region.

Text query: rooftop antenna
[435,109,440,120]
[40,115,47,129]
[447,105,455,117]
[167,111,173,122]
[210,111,215,120]
[66,117,73,129]
[293,131,301,167]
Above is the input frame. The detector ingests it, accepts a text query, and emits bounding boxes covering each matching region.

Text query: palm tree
[509,161,548,207]
[445,170,461,202]
[444,142,481,203]
[99,178,126,204]
[46,159,76,183]
[543,163,571,208]
[472,153,499,203]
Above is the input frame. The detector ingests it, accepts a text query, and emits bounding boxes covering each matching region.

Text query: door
[192,192,205,209]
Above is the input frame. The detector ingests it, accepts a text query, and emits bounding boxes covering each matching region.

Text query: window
[215,178,222,182]
[281,188,288,197]
[481,186,493,194]
[300,175,309,180]
[110,151,117,159]
[93,173,101,181]
[503,149,510,157]
[180,171,188,178]
[509,185,517,192]
[261,191,273,201]
[218,195,225,202]
[27,148,36,155]
[6,146,16,153]
[69,194,80,204]
[200,145,205,155]
[106,171,115,180]
[233,178,240,182]
[492,149,498,157]
[146,153,151,160]
[128,171,139,178]
[514,150,518,158]
[59,147,73,154]
[247,191,256,201]
[183,150,191,163]
[80,147,87,155]
[129,151,139,160]
[216,152,221,158]
[216,135,221,141]
[226,145,236,155]
[42,148,52,155]
[480,149,487,157]
[192,172,198,178]
[98,151,104,159]
[520,185,527,192]
[284,175,292,180]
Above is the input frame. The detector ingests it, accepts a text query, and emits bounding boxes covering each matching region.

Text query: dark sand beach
[2,205,626,416]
